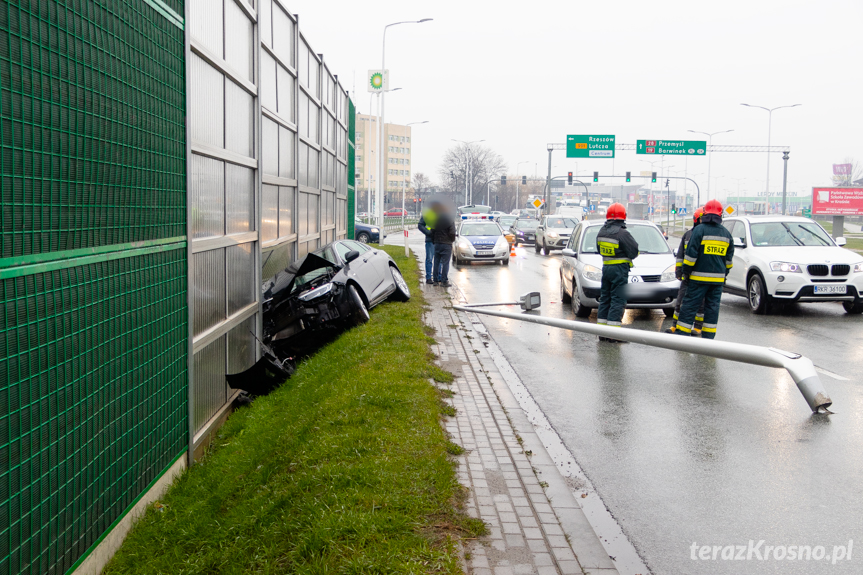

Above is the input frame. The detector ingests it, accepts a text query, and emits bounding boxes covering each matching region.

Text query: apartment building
[356,113,412,208]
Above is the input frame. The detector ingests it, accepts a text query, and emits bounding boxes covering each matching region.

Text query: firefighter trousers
[597,264,629,327]
[676,281,723,339]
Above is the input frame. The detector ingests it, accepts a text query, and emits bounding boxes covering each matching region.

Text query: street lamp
[368,87,401,217]
[377,18,433,228]
[740,103,801,210]
[688,129,733,204]
[452,139,485,205]
[516,160,529,212]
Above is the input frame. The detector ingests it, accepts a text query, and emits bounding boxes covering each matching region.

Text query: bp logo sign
[367,69,388,93]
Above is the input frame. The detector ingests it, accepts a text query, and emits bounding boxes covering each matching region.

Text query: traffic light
[625,171,631,182]
[522,175,527,185]
[651,172,657,183]
[593,171,599,182]
[568,172,573,185]
[666,179,670,188]
[501,175,507,186]
[671,203,677,214]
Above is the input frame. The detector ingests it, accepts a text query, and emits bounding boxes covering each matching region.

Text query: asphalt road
[447,241,863,575]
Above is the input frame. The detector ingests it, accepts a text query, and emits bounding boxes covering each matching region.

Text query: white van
[557,206,584,220]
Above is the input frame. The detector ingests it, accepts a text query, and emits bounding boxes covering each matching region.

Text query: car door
[335,240,385,300]
[722,220,748,289]
[561,223,581,290]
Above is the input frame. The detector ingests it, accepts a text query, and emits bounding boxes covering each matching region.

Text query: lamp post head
[418,18,433,22]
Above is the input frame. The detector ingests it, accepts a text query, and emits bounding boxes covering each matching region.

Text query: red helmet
[606,203,626,220]
[703,199,723,216]
[693,207,704,224]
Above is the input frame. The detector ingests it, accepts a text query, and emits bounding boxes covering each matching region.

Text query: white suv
[721,216,863,314]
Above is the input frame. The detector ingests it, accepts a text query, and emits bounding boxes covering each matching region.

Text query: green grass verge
[105,246,484,574]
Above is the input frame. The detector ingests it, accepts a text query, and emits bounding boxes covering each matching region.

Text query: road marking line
[815,366,849,381]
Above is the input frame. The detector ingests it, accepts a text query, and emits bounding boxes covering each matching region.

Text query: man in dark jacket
[676,199,734,339]
[596,203,639,342]
[418,207,436,284]
[666,207,706,333]
[431,205,456,287]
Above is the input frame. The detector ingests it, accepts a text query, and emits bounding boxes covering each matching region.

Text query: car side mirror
[345,250,360,263]
[561,248,575,257]
[836,237,847,247]
[733,238,746,248]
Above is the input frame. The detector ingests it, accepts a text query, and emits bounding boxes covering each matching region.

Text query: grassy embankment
[105,246,484,574]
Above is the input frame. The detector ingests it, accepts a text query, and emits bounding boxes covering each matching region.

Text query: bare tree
[831,157,863,187]
[437,142,507,206]
[412,172,432,197]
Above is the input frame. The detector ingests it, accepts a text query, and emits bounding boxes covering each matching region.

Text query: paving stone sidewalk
[421,281,620,575]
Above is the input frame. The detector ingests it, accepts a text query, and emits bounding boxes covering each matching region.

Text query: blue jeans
[433,243,453,283]
[424,239,434,279]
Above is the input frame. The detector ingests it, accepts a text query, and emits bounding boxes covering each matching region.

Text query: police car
[457,204,495,220]
[721,215,863,314]
[453,219,510,266]
[560,219,680,317]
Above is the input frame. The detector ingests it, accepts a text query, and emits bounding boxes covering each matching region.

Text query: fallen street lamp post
[451,303,832,413]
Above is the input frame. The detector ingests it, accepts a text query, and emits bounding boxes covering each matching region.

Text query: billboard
[833,163,852,175]
[812,187,863,215]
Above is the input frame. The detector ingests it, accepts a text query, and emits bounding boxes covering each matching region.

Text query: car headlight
[298,282,334,301]
[769,261,802,273]
[458,238,472,250]
[494,236,508,250]
[582,264,603,282]
[371,228,379,233]
[853,262,863,273]
[660,264,676,283]
[547,231,559,239]
[516,230,524,236]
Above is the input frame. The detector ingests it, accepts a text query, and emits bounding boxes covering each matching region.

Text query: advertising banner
[812,187,863,215]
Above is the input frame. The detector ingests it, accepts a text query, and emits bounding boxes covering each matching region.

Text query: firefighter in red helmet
[595,203,639,342]
[676,199,735,339]
[666,207,706,333]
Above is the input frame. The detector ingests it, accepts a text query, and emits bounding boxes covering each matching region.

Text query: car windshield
[461,223,501,236]
[750,222,833,247]
[581,224,670,254]
[459,205,491,213]
[515,220,538,230]
[499,216,516,225]
[544,218,578,228]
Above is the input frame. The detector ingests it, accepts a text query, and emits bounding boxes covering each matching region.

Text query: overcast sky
[293,0,861,203]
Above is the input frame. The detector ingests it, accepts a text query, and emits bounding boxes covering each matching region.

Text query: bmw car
[560,219,680,317]
[721,215,863,314]
[453,220,510,266]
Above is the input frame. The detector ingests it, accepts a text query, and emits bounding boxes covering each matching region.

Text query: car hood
[579,252,675,274]
[265,252,338,302]
[465,235,500,245]
[748,246,863,265]
[545,227,574,234]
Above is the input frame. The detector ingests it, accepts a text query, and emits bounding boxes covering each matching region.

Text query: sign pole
[781,151,789,216]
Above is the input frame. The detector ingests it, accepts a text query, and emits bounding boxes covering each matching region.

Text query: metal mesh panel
[0,1,186,259]
[0,250,188,575]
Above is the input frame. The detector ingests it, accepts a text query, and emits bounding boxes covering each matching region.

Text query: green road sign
[567,134,615,158]
[802,207,812,218]
[636,139,707,155]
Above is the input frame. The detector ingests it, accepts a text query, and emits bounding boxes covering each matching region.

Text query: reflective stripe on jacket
[596,221,639,268]
[682,221,735,283]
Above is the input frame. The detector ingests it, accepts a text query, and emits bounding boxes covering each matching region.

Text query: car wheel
[389,266,411,301]
[560,274,572,304]
[843,300,863,314]
[453,254,460,267]
[663,307,675,318]
[543,241,551,256]
[501,257,510,266]
[357,232,370,244]
[534,241,541,254]
[571,280,592,318]
[747,273,772,315]
[347,284,370,326]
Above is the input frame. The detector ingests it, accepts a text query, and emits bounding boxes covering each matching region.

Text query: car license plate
[476,250,493,256]
[813,284,847,294]
[526,235,534,240]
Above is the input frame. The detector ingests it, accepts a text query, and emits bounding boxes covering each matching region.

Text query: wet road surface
[447,242,863,575]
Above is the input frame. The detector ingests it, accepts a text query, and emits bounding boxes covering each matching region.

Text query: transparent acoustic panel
[191,154,225,239]
[278,187,295,238]
[225,0,253,81]
[226,163,255,234]
[191,54,225,148]
[227,243,255,314]
[226,80,254,157]
[194,335,228,431]
[262,185,279,242]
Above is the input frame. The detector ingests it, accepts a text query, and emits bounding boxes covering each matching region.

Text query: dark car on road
[354,219,384,243]
[510,218,539,246]
[262,240,409,356]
